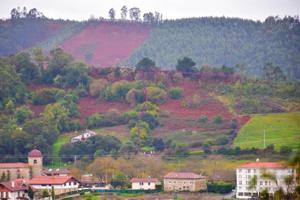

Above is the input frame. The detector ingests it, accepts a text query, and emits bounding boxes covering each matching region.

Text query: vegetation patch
[234,112,300,150]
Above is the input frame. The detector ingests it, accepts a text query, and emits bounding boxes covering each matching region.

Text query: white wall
[132,182,156,190]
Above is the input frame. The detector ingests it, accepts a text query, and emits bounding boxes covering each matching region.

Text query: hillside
[1,17,299,79]
[127,17,300,79]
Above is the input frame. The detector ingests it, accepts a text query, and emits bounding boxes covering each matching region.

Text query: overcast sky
[0,0,299,21]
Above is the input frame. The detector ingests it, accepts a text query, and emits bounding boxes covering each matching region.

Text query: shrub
[89,79,108,98]
[215,136,229,145]
[146,86,168,104]
[213,115,223,125]
[126,88,145,106]
[32,88,64,105]
[172,72,184,83]
[207,182,234,194]
[198,115,208,124]
[111,80,135,101]
[279,146,292,155]
[169,87,183,99]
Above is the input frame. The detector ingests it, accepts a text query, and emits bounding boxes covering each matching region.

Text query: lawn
[234,112,300,150]
[50,132,78,167]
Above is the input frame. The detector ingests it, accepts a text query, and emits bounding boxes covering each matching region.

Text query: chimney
[11,181,15,188]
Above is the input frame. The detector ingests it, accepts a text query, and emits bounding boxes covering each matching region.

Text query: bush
[32,88,64,105]
[169,87,183,99]
[279,146,292,155]
[87,109,125,128]
[89,79,108,98]
[198,115,208,124]
[126,88,145,106]
[215,137,229,145]
[146,86,168,104]
[207,182,234,194]
[111,80,135,101]
[213,115,223,125]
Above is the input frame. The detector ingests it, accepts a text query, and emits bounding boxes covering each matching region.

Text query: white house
[0,179,30,200]
[71,130,96,143]
[29,176,80,195]
[236,160,296,199]
[130,177,160,190]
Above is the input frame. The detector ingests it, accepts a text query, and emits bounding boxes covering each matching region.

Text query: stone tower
[28,149,43,178]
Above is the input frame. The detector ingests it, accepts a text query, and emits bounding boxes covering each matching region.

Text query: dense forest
[1,10,299,80]
[127,17,300,79]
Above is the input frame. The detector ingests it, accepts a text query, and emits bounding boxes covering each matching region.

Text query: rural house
[0,179,30,200]
[29,176,80,195]
[130,177,160,190]
[163,172,207,192]
[236,160,296,199]
[71,130,96,143]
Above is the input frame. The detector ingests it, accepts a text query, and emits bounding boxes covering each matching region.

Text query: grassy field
[50,132,78,167]
[234,112,300,150]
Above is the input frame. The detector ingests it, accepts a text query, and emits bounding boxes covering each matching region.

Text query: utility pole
[263,130,266,149]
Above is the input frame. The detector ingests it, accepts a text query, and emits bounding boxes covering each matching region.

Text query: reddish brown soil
[62,22,152,67]
[160,80,233,120]
[78,97,130,123]
[28,104,44,116]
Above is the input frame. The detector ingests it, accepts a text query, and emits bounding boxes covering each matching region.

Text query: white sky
[0,0,299,21]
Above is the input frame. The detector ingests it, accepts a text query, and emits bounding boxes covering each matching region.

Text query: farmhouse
[236,160,296,199]
[0,179,29,200]
[71,130,96,143]
[0,149,43,181]
[130,177,160,190]
[29,176,80,195]
[163,172,207,192]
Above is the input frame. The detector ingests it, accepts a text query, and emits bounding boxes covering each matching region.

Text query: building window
[247,169,251,173]
[238,192,243,196]
[239,169,242,172]
[148,182,150,186]
[34,159,37,164]
[239,181,242,185]
[260,181,263,185]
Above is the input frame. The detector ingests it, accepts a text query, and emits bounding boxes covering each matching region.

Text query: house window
[239,169,242,172]
[260,181,263,185]
[247,169,251,173]
[148,182,151,186]
[238,192,243,196]
[239,181,242,185]
[265,181,268,185]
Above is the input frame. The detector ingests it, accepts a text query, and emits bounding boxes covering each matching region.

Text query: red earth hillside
[61,22,152,67]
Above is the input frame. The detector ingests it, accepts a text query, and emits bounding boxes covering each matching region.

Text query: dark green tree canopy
[135,57,156,72]
[176,57,198,74]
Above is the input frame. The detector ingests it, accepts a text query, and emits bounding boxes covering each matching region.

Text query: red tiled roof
[28,149,42,157]
[29,176,78,185]
[239,162,284,169]
[164,172,204,179]
[130,178,159,183]
[0,163,29,168]
[0,179,29,192]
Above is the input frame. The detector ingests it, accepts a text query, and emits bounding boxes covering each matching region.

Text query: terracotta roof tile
[239,162,284,169]
[0,179,29,192]
[29,176,78,185]
[28,149,42,157]
[164,172,204,179]
[130,178,159,183]
[0,163,29,168]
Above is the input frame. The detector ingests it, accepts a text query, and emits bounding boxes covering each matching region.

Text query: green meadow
[234,112,300,150]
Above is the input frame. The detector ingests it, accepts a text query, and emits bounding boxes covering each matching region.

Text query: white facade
[71,130,96,143]
[0,190,29,199]
[236,165,295,199]
[31,180,79,190]
[131,181,156,190]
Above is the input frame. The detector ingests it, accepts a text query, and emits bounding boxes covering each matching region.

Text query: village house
[163,172,207,192]
[70,130,96,143]
[0,149,43,181]
[236,160,296,199]
[0,179,30,200]
[80,174,108,189]
[43,168,70,176]
[130,177,160,190]
[29,176,80,195]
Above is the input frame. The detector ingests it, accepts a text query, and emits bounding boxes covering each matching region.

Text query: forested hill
[127,17,300,79]
[1,16,300,79]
